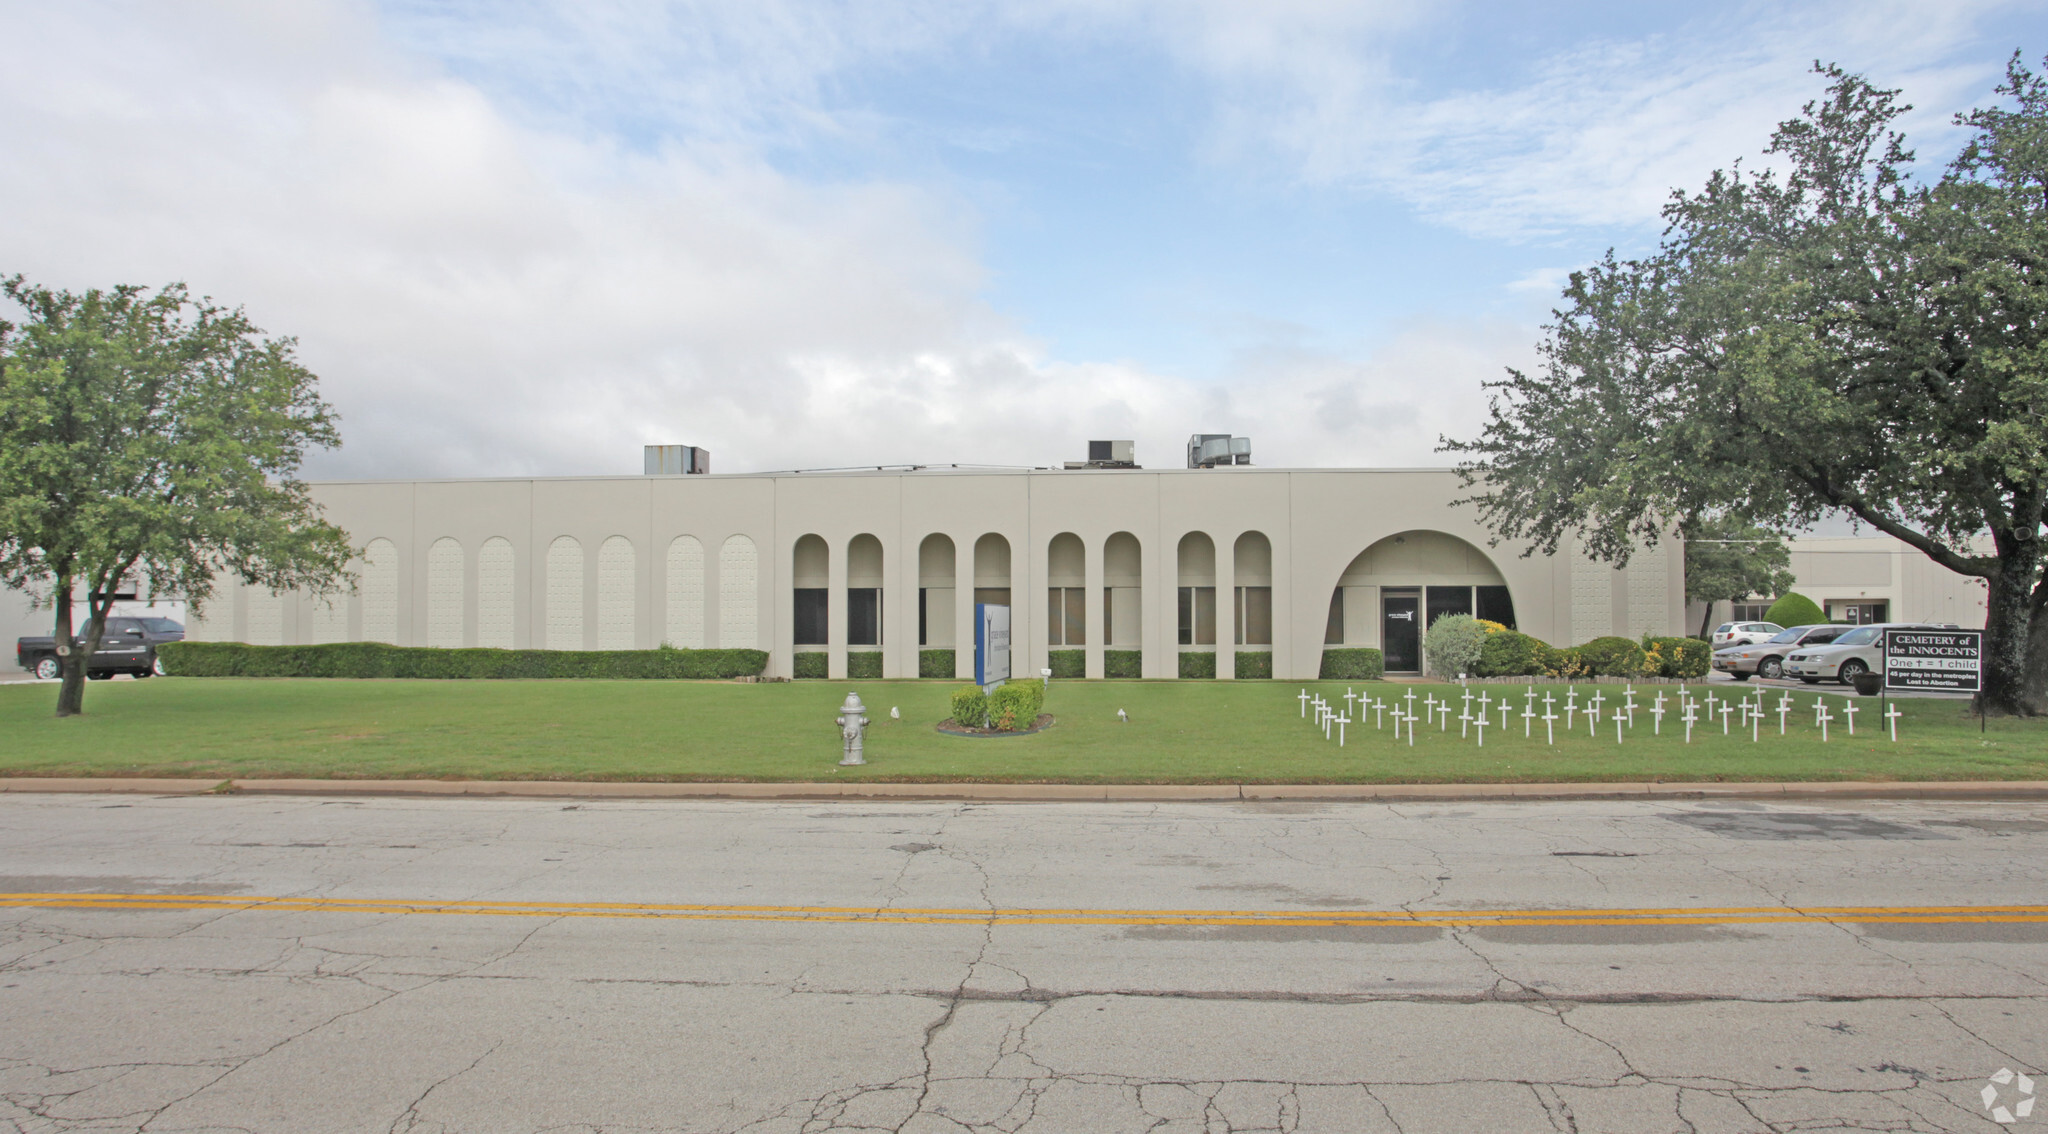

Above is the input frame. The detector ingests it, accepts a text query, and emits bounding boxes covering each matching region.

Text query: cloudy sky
[4,1,2044,478]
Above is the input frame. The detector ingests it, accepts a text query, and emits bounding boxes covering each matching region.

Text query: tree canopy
[0,276,353,716]
[1443,58,2048,714]
[1683,516,1797,636]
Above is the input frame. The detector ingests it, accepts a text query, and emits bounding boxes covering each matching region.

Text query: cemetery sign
[975,603,1011,690]
[1882,628,1982,694]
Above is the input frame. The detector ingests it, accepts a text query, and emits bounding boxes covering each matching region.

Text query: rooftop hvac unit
[1187,434,1250,468]
[644,445,711,475]
[1066,440,1138,469]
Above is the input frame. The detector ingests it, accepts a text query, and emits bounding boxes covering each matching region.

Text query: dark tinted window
[793,589,828,645]
[1803,626,1846,644]
[1426,586,1472,628]
[847,588,880,646]
[1476,585,1515,629]
[137,618,183,633]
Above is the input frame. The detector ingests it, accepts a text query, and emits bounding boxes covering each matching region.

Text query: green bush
[1179,651,1216,678]
[1474,631,1548,677]
[847,652,882,679]
[1048,649,1085,678]
[949,685,989,728]
[792,652,827,679]
[1104,650,1142,678]
[1422,613,1489,679]
[1575,636,1650,678]
[1542,644,1590,680]
[986,679,1047,731]
[1644,636,1710,679]
[1318,648,1385,680]
[155,641,768,679]
[1234,650,1272,679]
[1764,592,1826,628]
[919,649,955,678]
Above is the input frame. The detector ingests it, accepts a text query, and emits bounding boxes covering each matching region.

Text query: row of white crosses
[1299,681,1907,746]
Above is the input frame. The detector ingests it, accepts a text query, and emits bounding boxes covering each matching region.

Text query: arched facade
[191,467,1683,677]
[1324,529,1512,673]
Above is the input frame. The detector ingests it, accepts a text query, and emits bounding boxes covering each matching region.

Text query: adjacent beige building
[184,466,1690,680]
[1689,534,1989,632]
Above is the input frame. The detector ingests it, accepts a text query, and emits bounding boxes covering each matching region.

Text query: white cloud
[1199,0,2019,237]
[0,0,1514,480]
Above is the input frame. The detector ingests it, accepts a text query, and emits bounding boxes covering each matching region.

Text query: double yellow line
[3,893,2045,928]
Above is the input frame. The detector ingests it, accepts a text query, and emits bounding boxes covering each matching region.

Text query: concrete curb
[4,777,2047,803]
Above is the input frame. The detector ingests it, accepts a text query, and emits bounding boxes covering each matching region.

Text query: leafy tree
[1684,515,1797,635]
[0,277,353,717]
[1443,59,2048,715]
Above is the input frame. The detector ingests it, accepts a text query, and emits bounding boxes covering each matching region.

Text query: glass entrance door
[1382,592,1421,672]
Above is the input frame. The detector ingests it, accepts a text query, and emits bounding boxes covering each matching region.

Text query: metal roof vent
[1065,440,1138,469]
[1186,434,1251,468]
[644,445,711,475]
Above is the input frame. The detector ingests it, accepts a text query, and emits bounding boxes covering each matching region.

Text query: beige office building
[185,466,1689,681]
[1688,534,1989,633]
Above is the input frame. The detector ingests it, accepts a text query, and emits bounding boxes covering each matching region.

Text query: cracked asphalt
[1,794,2044,1133]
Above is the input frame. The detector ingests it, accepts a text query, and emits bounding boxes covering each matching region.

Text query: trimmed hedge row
[793,652,827,679]
[1048,649,1085,678]
[1105,650,1142,678]
[919,649,956,678]
[1319,648,1386,680]
[1234,650,1273,679]
[156,641,769,679]
[848,651,882,679]
[1178,651,1216,679]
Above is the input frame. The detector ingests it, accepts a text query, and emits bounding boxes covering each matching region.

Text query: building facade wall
[186,467,1690,679]
[1688,534,1990,633]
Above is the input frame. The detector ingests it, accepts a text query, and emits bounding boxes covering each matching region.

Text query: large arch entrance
[1326,531,1512,674]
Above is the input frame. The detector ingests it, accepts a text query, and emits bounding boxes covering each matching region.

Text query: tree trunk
[2023,577,2048,717]
[1698,602,1714,639]
[1979,544,2043,717]
[53,577,83,718]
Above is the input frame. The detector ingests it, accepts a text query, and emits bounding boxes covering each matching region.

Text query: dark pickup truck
[17,616,185,680]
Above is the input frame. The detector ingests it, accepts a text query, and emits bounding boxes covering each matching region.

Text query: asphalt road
[2,794,2044,1134]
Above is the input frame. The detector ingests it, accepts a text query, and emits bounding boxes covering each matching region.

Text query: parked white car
[1712,621,1784,648]
[1783,622,1960,685]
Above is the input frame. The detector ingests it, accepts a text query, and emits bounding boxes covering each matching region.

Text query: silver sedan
[1711,624,1850,681]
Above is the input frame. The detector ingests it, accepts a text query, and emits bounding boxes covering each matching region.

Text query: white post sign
[975,603,1012,690]
[1883,629,1982,694]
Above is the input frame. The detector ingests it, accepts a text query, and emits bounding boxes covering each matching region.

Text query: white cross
[1461,687,1474,722]
[1374,699,1385,730]
[1650,699,1666,736]
[1391,706,1402,741]
[1438,701,1452,731]
[1719,702,1733,735]
[1777,694,1792,735]
[1459,705,1471,739]
[1299,688,1311,717]
[1587,691,1604,736]
[1841,699,1858,736]
[1336,715,1349,747]
[1345,688,1359,716]
[1613,706,1627,743]
[1624,686,1638,724]
[1523,698,1535,738]
[1885,702,1902,741]
[1704,691,1718,717]
[1404,709,1415,747]
[1404,686,1418,721]
[1817,703,1834,742]
[1751,700,1761,743]
[1682,701,1698,743]
[1542,705,1558,745]
[1498,702,1512,729]
[1474,712,1487,747]
[1478,691,1492,721]
[1324,707,1335,739]
[1564,690,1578,730]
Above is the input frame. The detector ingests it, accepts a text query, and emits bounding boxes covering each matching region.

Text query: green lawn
[1,677,2042,784]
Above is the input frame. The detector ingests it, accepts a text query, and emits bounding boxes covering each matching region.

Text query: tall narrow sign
[975,603,1011,690]
[1883,628,1982,694]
